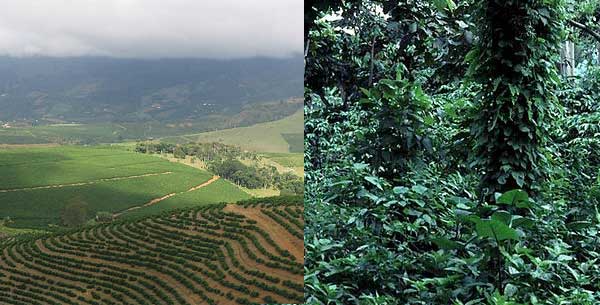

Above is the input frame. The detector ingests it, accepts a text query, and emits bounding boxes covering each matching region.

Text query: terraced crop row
[0,202,304,305]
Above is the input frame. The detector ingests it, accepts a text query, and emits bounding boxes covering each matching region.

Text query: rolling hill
[163,109,303,153]
[0,145,249,230]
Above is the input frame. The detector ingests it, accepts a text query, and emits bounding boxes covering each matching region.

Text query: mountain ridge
[0,55,304,123]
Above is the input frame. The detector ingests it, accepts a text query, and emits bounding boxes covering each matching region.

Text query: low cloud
[0,0,303,58]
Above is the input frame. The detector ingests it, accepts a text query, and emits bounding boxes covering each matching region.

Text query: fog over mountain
[0,1,304,123]
[0,0,303,58]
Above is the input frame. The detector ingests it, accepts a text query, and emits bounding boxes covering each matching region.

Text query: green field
[261,152,304,167]
[281,133,304,153]
[163,109,303,153]
[0,146,248,229]
[121,179,250,218]
[0,200,304,304]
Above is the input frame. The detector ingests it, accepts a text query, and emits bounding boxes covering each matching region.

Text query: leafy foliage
[305,0,600,304]
[467,0,564,199]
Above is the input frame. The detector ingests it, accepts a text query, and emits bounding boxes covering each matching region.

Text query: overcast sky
[0,0,303,59]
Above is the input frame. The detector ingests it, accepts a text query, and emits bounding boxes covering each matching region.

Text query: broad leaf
[511,216,535,229]
[496,189,529,207]
[491,210,512,225]
[474,219,519,241]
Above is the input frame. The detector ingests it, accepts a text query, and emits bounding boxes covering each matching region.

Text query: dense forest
[304,0,600,304]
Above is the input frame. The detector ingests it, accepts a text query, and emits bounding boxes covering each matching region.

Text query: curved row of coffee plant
[0,201,304,305]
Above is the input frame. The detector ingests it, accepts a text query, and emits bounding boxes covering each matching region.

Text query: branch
[369,36,376,86]
[304,38,311,59]
[568,20,600,43]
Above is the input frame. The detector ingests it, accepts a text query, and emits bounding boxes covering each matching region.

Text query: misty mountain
[0,56,303,123]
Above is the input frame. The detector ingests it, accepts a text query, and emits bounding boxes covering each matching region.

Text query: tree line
[135,142,303,195]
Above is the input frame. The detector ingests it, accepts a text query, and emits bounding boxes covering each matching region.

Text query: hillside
[0,146,249,230]
[0,199,304,305]
[0,56,303,123]
[163,109,303,153]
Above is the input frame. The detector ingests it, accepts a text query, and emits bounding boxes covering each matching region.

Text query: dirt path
[113,175,220,218]
[113,193,177,217]
[187,175,219,192]
[0,171,173,193]
[0,143,60,149]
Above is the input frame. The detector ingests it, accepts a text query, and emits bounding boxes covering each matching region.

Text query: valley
[0,98,302,145]
[0,116,305,304]
[0,2,304,304]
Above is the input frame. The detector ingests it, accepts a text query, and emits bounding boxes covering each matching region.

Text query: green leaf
[474,219,519,241]
[496,189,529,207]
[364,176,383,190]
[446,0,456,10]
[510,171,525,187]
[433,0,447,11]
[491,210,512,225]
[411,185,428,195]
[393,186,409,195]
[508,83,519,97]
[413,85,430,107]
[464,49,479,64]
[360,87,371,98]
[352,163,369,170]
[456,20,468,29]
[511,216,534,229]
[566,221,592,230]
[409,22,418,33]
[504,283,518,297]
[395,66,403,80]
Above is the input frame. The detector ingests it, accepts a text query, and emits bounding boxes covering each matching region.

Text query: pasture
[163,109,303,153]
[261,152,304,177]
[0,146,248,229]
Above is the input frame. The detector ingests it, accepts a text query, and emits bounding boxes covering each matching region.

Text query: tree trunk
[559,40,575,77]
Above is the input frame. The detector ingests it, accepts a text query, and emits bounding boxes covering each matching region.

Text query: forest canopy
[304,0,600,304]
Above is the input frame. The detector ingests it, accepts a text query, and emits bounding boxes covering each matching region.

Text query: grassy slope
[121,179,250,218]
[261,152,304,177]
[0,146,247,229]
[162,109,303,153]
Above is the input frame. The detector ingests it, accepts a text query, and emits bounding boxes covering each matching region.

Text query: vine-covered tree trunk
[468,0,563,200]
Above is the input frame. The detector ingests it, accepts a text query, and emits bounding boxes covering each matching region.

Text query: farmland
[0,99,302,146]
[0,198,304,305]
[0,146,249,229]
